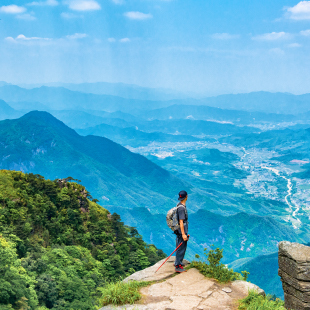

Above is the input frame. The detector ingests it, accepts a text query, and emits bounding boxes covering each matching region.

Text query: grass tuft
[188,245,249,283]
[238,290,286,310]
[98,280,151,306]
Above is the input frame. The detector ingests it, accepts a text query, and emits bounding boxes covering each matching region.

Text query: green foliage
[0,235,38,309]
[0,170,166,310]
[189,246,249,283]
[98,281,151,306]
[238,290,286,310]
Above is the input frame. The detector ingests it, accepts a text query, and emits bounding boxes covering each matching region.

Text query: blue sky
[1,0,310,95]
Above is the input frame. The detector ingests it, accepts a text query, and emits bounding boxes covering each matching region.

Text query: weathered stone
[279,269,310,292]
[231,280,265,296]
[279,241,310,264]
[166,268,205,292]
[166,296,202,310]
[222,287,232,293]
[279,256,310,281]
[278,242,310,309]
[283,282,310,303]
[198,290,213,298]
[284,292,310,310]
[199,290,232,308]
[123,256,179,283]
[147,282,173,297]
[103,261,264,309]
[177,279,214,296]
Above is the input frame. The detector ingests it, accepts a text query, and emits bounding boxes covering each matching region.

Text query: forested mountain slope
[0,170,165,310]
[0,111,188,209]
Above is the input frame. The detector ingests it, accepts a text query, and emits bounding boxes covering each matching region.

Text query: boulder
[278,241,310,310]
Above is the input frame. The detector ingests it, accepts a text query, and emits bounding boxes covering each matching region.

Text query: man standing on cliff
[175,190,189,273]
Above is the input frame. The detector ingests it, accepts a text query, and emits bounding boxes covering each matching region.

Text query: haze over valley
[1,81,310,298]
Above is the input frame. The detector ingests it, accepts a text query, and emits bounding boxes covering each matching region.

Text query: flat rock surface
[123,256,190,283]
[100,257,265,310]
[279,241,310,263]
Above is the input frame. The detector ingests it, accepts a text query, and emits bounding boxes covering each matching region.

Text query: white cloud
[300,29,310,36]
[65,0,101,11]
[5,33,88,44]
[28,0,58,6]
[108,37,116,42]
[286,1,310,20]
[0,5,26,14]
[66,33,87,39]
[288,43,302,48]
[252,32,291,41]
[119,37,130,42]
[6,34,52,43]
[16,13,36,20]
[211,33,240,40]
[124,11,153,20]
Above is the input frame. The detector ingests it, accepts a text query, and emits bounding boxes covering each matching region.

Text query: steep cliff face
[278,241,310,310]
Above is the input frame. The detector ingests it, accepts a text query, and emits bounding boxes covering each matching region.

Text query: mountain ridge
[0,111,189,209]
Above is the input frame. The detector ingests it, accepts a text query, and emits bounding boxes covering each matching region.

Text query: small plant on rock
[238,290,286,310]
[189,245,249,283]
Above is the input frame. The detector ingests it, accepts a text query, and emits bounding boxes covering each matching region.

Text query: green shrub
[189,245,249,283]
[238,290,286,310]
[98,281,151,306]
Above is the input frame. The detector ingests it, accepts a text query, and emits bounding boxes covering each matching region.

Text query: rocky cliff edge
[100,256,264,310]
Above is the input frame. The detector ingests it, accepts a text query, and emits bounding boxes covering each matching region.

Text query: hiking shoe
[175,265,186,273]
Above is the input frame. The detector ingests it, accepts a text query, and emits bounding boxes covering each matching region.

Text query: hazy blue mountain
[20,82,190,100]
[108,206,300,264]
[47,110,139,129]
[77,123,202,147]
[0,99,22,120]
[232,252,283,298]
[0,111,189,209]
[223,128,310,156]
[0,85,170,112]
[135,119,259,136]
[8,100,50,111]
[49,110,116,129]
[0,81,11,87]
[86,110,140,122]
[199,91,310,114]
[136,104,296,125]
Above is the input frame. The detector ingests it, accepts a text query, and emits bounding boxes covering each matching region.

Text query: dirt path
[100,257,264,310]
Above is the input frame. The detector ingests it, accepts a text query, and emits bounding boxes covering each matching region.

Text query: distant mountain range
[0,99,22,120]
[199,91,310,115]
[0,111,188,209]
[77,119,259,141]
[136,104,297,125]
[0,85,170,112]
[2,83,310,116]
[76,123,202,147]
[19,81,190,101]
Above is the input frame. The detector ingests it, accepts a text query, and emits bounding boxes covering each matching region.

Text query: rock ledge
[100,256,264,310]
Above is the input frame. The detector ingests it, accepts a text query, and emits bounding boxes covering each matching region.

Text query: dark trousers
[175,233,187,266]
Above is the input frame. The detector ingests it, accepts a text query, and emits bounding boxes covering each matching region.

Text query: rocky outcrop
[100,256,264,310]
[279,241,310,310]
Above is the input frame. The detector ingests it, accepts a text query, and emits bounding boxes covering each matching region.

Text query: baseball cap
[178,190,188,201]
